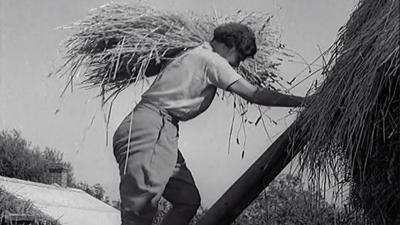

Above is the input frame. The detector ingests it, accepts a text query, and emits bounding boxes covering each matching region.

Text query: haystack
[292,0,399,224]
[53,3,289,105]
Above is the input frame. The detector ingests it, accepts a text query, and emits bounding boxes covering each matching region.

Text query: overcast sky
[0,0,355,207]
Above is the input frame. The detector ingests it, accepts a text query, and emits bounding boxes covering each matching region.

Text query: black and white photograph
[0,0,399,224]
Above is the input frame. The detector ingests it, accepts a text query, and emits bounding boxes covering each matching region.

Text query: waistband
[138,99,179,126]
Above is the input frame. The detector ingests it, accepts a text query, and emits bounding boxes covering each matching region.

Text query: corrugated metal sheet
[0,176,120,225]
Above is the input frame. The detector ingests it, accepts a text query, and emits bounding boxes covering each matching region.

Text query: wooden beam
[196,123,304,225]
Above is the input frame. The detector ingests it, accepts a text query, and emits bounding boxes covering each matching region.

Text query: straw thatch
[292,0,399,224]
[52,3,289,104]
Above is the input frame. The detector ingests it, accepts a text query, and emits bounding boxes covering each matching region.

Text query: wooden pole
[196,123,304,225]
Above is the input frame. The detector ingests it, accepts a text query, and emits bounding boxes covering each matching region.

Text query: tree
[0,129,111,204]
[112,200,121,210]
[151,174,364,225]
[73,182,106,201]
[0,130,73,184]
[230,174,366,225]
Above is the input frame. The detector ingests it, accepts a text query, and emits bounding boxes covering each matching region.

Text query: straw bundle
[53,3,287,104]
[292,0,399,224]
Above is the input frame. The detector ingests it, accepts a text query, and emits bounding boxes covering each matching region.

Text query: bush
[150,174,368,225]
[0,129,110,204]
[0,129,73,185]
[0,188,61,225]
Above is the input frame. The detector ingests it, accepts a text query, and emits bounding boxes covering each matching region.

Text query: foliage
[0,188,61,225]
[72,182,106,202]
[151,198,206,225]
[111,200,121,210]
[150,174,368,225]
[233,174,335,225]
[0,129,110,203]
[0,129,72,184]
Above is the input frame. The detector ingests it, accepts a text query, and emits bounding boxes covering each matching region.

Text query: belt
[138,99,180,126]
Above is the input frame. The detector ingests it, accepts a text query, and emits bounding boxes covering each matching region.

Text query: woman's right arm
[228,78,306,107]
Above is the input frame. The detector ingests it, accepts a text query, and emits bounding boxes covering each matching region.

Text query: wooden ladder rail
[195,122,305,225]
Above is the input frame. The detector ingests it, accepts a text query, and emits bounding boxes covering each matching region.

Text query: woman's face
[225,47,245,68]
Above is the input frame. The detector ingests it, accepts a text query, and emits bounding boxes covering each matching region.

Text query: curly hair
[212,23,257,58]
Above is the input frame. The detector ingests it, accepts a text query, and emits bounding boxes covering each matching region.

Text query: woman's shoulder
[190,42,226,66]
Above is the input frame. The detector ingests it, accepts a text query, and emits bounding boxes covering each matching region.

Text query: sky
[0,0,355,207]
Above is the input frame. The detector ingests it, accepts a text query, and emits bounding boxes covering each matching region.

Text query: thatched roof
[292,0,399,224]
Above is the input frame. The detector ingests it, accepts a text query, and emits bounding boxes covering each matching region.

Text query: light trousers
[113,101,201,225]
